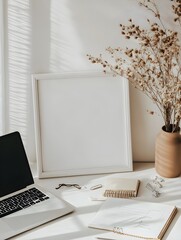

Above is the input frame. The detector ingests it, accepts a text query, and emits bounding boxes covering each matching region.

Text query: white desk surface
[10,163,181,240]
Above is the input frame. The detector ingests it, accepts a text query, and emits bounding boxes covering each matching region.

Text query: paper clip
[146,183,160,198]
[154,176,165,183]
[113,226,123,234]
[152,179,163,188]
[90,184,103,190]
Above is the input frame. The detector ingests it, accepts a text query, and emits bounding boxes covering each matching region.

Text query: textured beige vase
[155,127,181,178]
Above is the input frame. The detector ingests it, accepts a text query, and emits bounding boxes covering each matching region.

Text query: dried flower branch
[87,0,181,133]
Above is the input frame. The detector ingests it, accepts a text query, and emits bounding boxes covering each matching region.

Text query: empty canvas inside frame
[32,72,133,178]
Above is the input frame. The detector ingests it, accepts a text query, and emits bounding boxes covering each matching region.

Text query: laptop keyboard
[0,187,49,218]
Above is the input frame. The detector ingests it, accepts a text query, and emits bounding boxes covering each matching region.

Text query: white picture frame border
[32,72,133,178]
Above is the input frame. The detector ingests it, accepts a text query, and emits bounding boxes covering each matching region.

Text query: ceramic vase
[155,126,181,178]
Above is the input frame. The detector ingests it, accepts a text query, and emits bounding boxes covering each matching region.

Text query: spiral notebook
[89,198,177,240]
[103,178,140,198]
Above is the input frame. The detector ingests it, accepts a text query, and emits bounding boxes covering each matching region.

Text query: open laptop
[0,131,74,240]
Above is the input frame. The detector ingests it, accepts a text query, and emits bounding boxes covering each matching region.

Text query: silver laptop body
[0,132,74,240]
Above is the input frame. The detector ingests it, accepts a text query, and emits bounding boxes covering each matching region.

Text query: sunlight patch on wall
[6,0,31,146]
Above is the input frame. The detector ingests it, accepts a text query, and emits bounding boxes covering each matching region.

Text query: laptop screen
[0,132,34,198]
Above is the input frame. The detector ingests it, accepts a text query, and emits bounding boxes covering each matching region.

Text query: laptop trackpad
[0,219,14,234]
[3,198,73,231]
[3,209,63,230]
[0,209,65,240]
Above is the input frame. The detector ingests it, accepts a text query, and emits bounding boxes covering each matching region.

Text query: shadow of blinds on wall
[6,0,32,158]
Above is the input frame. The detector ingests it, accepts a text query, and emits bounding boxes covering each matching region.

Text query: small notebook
[89,198,177,240]
[103,178,140,198]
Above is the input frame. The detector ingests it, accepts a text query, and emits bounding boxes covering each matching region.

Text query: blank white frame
[32,72,133,178]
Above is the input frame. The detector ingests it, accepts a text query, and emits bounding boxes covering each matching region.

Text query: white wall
[31,0,176,162]
[5,0,175,162]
